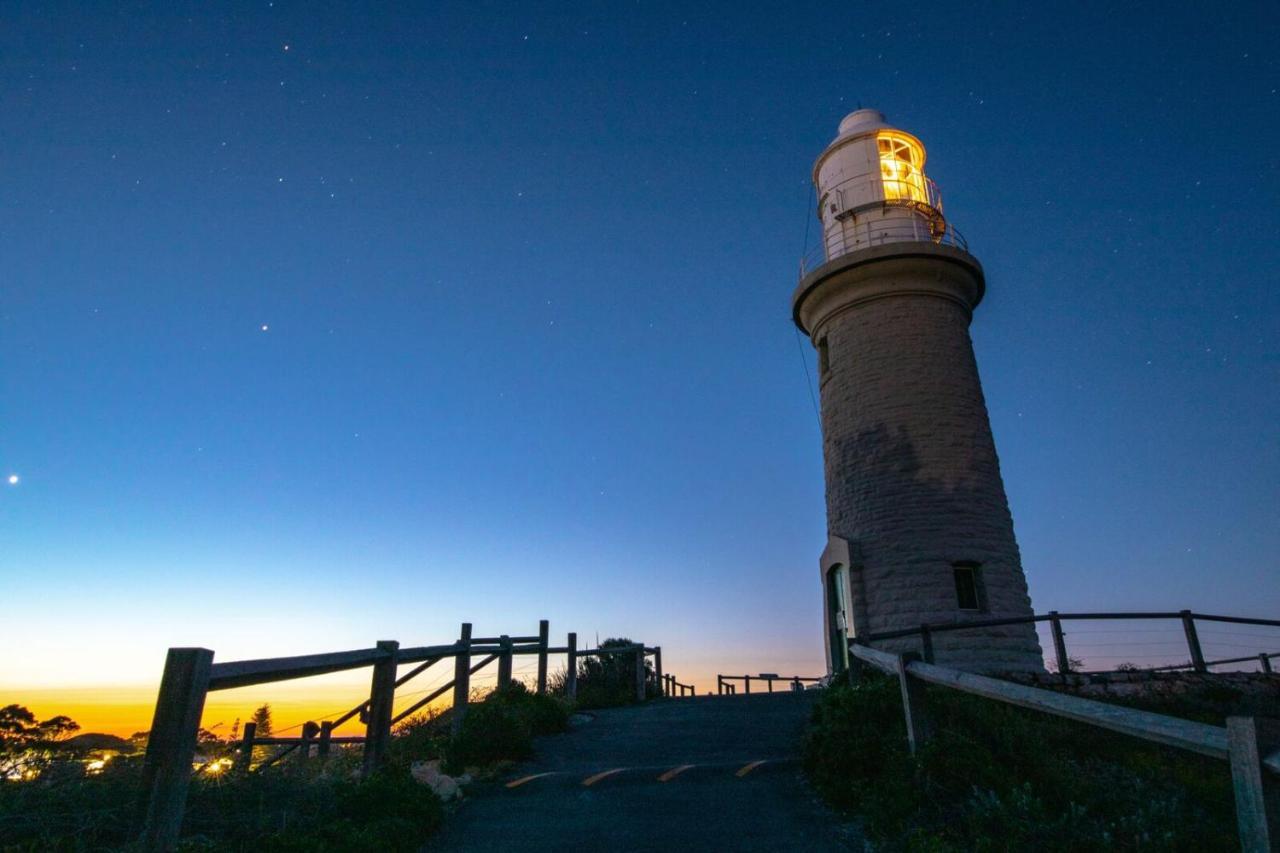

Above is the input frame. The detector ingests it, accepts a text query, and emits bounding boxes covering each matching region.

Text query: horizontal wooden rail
[851,644,1230,759]
[718,674,823,682]
[395,643,464,663]
[863,610,1280,643]
[208,648,392,690]
[716,673,822,695]
[1102,651,1280,675]
[1192,614,1280,628]
[858,608,1279,680]
[251,736,365,746]
[210,642,552,691]
[848,641,1280,848]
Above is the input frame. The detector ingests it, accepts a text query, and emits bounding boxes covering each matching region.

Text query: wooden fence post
[296,721,319,763]
[717,676,723,695]
[1261,654,1273,675]
[919,625,935,664]
[654,647,664,696]
[536,620,550,695]
[846,632,863,684]
[235,721,256,773]
[362,640,399,775]
[634,646,646,702]
[137,647,214,851]
[317,721,333,759]
[566,632,578,700]
[1049,611,1071,677]
[1181,610,1207,673]
[1227,716,1280,852]
[498,635,513,688]
[895,652,933,755]
[744,675,751,695]
[451,623,472,735]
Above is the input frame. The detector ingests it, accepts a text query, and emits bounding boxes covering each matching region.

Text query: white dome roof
[835,108,890,139]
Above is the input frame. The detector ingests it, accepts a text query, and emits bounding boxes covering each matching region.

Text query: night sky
[3,3,1278,732]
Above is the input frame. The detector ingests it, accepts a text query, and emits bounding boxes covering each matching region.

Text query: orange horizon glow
[5,666,748,739]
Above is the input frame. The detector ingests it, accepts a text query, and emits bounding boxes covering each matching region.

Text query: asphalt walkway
[427,691,856,852]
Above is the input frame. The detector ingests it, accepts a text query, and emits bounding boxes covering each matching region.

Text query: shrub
[485,682,570,736]
[387,711,448,771]
[0,752,443,851]
[569,638,660,709]
[181,766,442,852]
[803,672,1238,851]
[442,682,569,773]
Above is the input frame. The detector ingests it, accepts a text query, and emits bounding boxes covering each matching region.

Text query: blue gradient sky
[2,3,1278,717]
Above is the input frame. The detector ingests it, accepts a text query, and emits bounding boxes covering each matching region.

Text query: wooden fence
[136,621,686,851]
[847,641,1280,851]
[716,674,822,695]
[663,674,696,697]
[861,610,1280,677]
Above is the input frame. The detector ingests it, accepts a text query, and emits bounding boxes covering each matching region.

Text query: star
[7,474,18,485]
[260,324,270,332]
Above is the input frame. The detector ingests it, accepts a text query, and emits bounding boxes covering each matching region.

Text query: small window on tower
[953,563,984,612]
[818,337,830,378]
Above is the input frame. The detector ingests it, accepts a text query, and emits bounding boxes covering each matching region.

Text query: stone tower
[792,109,1043,675]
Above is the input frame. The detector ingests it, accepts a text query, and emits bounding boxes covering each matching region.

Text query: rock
[411,760,461,801]
[410,759,442,785]
[433,775,460,801]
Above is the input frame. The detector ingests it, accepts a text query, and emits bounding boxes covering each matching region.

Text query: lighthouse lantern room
[812,108,958,263]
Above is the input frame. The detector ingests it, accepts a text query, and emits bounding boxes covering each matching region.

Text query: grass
[0,682,573,851]
[803,672,1241,852]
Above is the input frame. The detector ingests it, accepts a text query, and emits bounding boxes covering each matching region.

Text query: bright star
[7,475,18,485]
[260,324,269,332]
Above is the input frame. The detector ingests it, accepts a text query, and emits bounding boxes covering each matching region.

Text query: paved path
[428,691,856,852]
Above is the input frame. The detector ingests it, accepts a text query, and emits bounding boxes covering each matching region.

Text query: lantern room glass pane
[876,132,927,204]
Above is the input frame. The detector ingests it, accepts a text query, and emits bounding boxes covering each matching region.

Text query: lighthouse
[792,109,1044,675]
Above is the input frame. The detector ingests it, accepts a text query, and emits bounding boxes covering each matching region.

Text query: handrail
[1140,652,1280,674]
[715,673,823,696]
[209,647,394,690]
[799,208,969,277]
[861,611,1280,643]
[847,642,1280,846]
[852,609,1279,678]
[851,644,1230,759]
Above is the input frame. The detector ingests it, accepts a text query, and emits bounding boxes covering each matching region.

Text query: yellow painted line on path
[735,760,767,778]
[582,768,627,786]
[505,772,556,789]
[657,764,695,782]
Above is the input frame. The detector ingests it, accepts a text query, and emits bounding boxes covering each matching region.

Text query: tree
[0,705,80,745]
[0,704,82,779]
[250,704,273,738]
[572,638,659,708]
